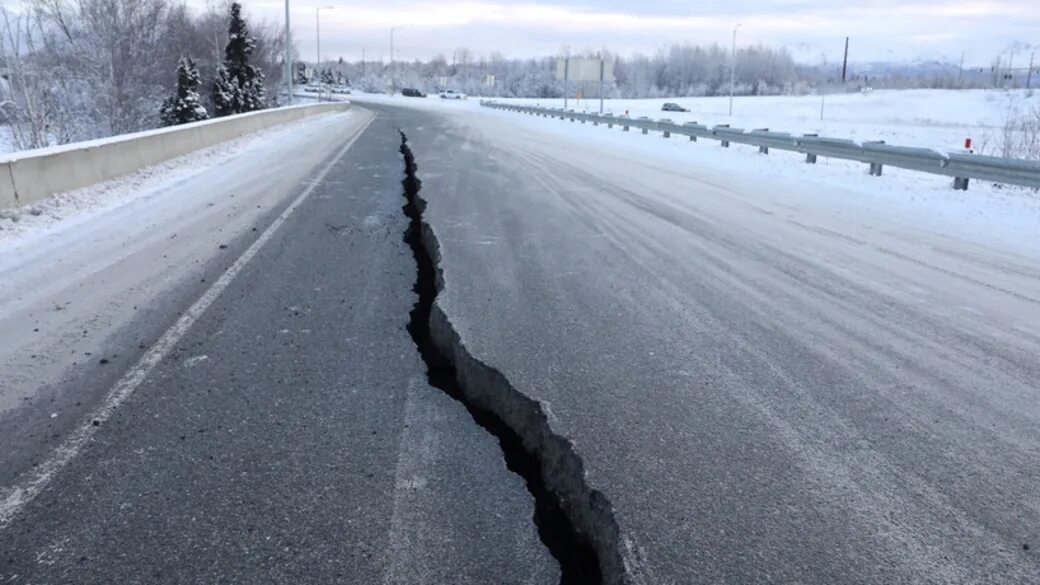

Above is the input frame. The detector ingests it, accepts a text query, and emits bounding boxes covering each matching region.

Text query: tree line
[319,44,1003,100]
[321,45,843,99]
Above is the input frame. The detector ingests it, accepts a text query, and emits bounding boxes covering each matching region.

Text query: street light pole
[316,6,333,90]
[284,0,292,104]
[729,23,740,116]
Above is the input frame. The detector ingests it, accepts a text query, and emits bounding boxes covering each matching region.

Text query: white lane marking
[382,377,439,585]
[183,355,209,369]
[0,112,376,529]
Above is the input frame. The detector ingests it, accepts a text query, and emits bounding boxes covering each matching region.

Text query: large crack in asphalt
[398,130,628,585]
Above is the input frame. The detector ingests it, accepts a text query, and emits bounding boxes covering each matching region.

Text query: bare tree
[0,5,74,148]
[33,0,173,136]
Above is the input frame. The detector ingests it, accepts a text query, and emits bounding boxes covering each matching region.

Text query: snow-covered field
[491,89,1040,155]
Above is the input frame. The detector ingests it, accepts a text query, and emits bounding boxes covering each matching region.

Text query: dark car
[401,88,427,98]
[662,102,689,112]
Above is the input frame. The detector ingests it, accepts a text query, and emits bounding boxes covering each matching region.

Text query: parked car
[303,85,319,93]
[401,88,427,97]
[439,90,466,100]
[661,102,689,112]
[331,86,352,95]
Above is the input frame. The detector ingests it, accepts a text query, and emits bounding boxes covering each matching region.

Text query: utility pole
[599,56,605,114]
[284,0,293,104]
[958,51,965,86]
[729,24,740,116]
[314,6,333,99]
[841,36,849,83]
[563,57,570,110]
[390,27,404,93]
[362,48,366,77]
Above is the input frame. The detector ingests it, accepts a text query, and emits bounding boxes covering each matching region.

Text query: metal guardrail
[479,101,1040,191]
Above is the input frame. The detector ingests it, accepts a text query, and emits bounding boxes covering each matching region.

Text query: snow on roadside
[467,102,1040,259]
[491,89,1040,155]
[0,112,343,246]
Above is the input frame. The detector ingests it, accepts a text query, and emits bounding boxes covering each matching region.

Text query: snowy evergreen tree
[211,2,265,116]
[160,57,209,126]
[240,72,266,111]
[294,63,309,85]
[211,64,241,117]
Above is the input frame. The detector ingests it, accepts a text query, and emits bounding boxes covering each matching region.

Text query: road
[2,100,1039,584]
[389,101,1040,584]
[0,109,555,583]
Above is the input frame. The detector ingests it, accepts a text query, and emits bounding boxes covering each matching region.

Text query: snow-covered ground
[491,89,1040,155]
[351,92,1040,260]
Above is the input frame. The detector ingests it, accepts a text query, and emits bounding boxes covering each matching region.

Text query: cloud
[201,1,1039,64]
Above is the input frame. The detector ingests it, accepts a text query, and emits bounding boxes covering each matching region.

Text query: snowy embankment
[0,111,345,243]
[494,89,1040,155]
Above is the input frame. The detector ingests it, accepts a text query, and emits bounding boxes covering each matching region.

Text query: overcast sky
[204,1,1038,66]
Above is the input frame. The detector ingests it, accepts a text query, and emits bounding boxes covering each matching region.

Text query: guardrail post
[953,177,970,190]
[866,141,885,176]
[663,129,670,138]
[623,122,630,131]
[608,120,613,129]
[689,124,698,142]
[803,134,818,163]
[716,124,730,147]
[641,126,649,135]
[755,129,769,154]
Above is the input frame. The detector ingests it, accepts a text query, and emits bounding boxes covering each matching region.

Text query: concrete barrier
[0,103,351,210]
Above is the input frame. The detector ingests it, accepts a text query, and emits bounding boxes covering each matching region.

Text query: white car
[439,90,466,100]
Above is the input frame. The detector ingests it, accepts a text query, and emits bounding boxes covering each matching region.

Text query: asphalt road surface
[389,101,1039,584]
[2,100,1038,585]
[0,110,555,584]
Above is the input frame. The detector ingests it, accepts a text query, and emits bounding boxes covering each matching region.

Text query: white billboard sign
[555,57,614,82]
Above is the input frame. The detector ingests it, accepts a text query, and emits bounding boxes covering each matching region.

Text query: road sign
[555,58,613,83]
